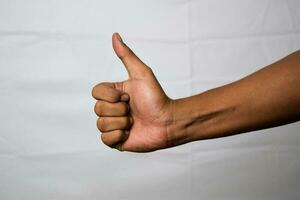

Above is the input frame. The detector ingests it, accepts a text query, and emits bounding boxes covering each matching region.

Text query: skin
[92,33,300,153]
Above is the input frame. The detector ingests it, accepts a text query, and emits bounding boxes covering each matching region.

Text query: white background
[0,0,300,199]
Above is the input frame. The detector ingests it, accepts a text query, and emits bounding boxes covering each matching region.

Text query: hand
[92,33,174,152]
[92,34,300,152]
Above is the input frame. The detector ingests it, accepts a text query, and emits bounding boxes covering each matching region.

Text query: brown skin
[92,33,300,152]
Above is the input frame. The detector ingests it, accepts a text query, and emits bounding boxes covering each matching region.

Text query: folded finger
[97,116,132,132]
[92,82,124,103]
[94,101,129,117]
[100,130,129,147]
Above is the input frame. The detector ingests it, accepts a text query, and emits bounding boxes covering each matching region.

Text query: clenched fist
[92,33,174,152]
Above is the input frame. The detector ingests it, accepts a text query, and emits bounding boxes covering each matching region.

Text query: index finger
[92,82,123,103]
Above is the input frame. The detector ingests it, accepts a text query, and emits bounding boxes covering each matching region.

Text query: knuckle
[100,133,109,145]
[91,85,98,98]
[100,133,105,142]
[98,118,107,132]
[92,83,107,99]
[92,83,105,97]
[94,101,102,115]
[100,130,124,147]
[96,118,101,131]
[98,82,106,87]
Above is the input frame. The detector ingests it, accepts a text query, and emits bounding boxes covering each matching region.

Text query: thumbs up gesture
[92,33,175,152]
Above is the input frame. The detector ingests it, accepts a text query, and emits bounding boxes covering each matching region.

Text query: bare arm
[92,33,300,152]
[167,50,300,147]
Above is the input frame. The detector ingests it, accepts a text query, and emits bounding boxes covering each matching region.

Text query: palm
[121,74,172,152]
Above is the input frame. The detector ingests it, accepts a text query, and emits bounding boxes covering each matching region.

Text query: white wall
[0,0,300,199]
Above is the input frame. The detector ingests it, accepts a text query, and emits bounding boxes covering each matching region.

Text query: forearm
[167,50,300,146]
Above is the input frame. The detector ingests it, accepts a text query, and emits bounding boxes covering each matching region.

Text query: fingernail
[120,93,129,101]
[115,32,123,43]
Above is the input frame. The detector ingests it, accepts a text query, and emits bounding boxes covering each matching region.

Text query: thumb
[112,32,151,78]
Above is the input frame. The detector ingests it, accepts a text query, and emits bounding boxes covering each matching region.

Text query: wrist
[166,88,240,148]
[166,98,194,148]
